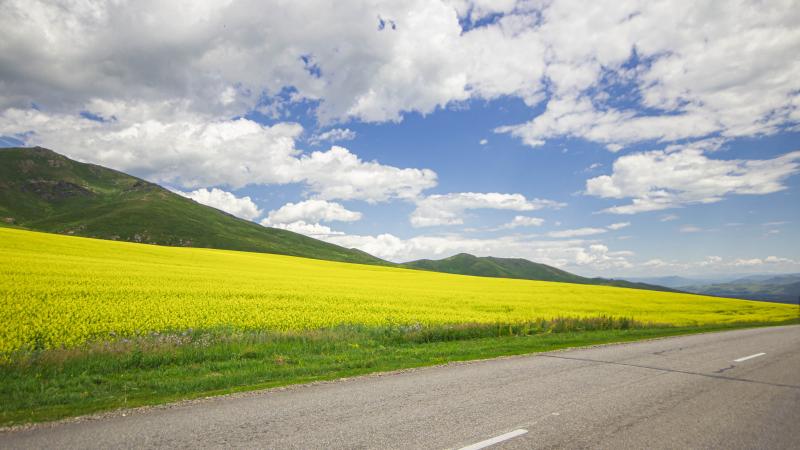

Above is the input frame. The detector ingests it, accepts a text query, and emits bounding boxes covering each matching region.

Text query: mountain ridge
[679,273,800,304]
[402,253,680,292]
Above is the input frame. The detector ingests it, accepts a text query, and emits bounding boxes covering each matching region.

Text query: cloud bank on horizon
[1,0,799,275]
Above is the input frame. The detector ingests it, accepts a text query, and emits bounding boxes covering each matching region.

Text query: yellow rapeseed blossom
[1,228,796,356]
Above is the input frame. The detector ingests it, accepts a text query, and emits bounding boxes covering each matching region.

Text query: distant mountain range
[626,276,714,289]
[401,253,679,292]
[0,146,682,294]
[678,274,800,304]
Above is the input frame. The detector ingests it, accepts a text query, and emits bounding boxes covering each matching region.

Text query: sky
[1,0,799,277]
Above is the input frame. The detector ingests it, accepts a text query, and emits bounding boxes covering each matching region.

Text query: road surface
[2,325,799,449]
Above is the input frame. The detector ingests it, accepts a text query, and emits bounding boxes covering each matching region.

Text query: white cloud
[732,258,763,267]
[0,0,547,124]
[500,215,544,229]
[1,0,797,143]
[765,256,795,264]
[264,220,344,237]
[410,192,563,227]
[633,254,800,275]
[297,146,438,202]
[586,147,800,214]
[679,225,702,233]
[547,227,607,238]
[660,214,679,222]
[699,256,723,266]
[262,199,362,225]
[0,106,438,202]
[726,255,799,267]
[322,232,631,270]
[176,188,262,220]
[479,138,488,145]
[496,96,720,148]
[607,222,630,230]
[497,1,800,148]
[309,128,356,145]
[643,258,668,268]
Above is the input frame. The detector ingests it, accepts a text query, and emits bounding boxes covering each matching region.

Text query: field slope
[1,228,798,425]
[2,227,796,357]
[0,146,388,265]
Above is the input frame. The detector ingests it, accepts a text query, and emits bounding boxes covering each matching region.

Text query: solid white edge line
[458,429,528,450]
[734,352,766,362]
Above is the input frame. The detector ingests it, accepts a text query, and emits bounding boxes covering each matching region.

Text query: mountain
[402,253,678,292]
[679,274,800,304]
[724,273,799,284]
[0,147,389,265]
[626,276,714,289]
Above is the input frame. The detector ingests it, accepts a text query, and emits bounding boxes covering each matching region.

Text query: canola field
[1,227,796,357]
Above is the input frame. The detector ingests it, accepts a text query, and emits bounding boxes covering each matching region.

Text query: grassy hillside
[2,227,797,424]
[403,253,678,292]
[0,146,388,265]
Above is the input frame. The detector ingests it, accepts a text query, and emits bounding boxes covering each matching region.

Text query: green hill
[0,146,389,265]
[402,253,678,292]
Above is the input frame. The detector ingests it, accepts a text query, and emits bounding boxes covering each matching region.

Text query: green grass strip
[2,319,796,427]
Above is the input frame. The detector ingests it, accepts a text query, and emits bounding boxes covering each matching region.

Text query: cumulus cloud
[765,256,795,264]
[410,192,563,227]
[732,258,764,267]
[264,221,344,237]
[0,0,547,124]
[1,0,797,145]
[496,96,720,148]
[643,258,669,268]
[699,256,723,266]
[321,232,632,270]
[497,1,800,148]
[586,147,800,214]
[0,106,437,202]
[262,199,362,225]
[308,128,356,145]
[547,227,607,238]
[730,256,799,266]
[637,254,799,274]
[500,215,544,229]
[175,188,262,220]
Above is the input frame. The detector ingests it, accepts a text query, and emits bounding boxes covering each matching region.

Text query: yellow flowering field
[1,227,796,357]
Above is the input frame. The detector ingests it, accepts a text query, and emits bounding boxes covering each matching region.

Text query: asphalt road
[2,325,799,449]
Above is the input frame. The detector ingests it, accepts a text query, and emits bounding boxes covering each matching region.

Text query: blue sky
[1,0,798,276]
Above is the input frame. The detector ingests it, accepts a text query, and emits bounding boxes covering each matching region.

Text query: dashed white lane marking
[458,429,528,450]
[734,352,766,362]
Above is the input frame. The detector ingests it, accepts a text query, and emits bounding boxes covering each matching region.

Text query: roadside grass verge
[2,317,797,427]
